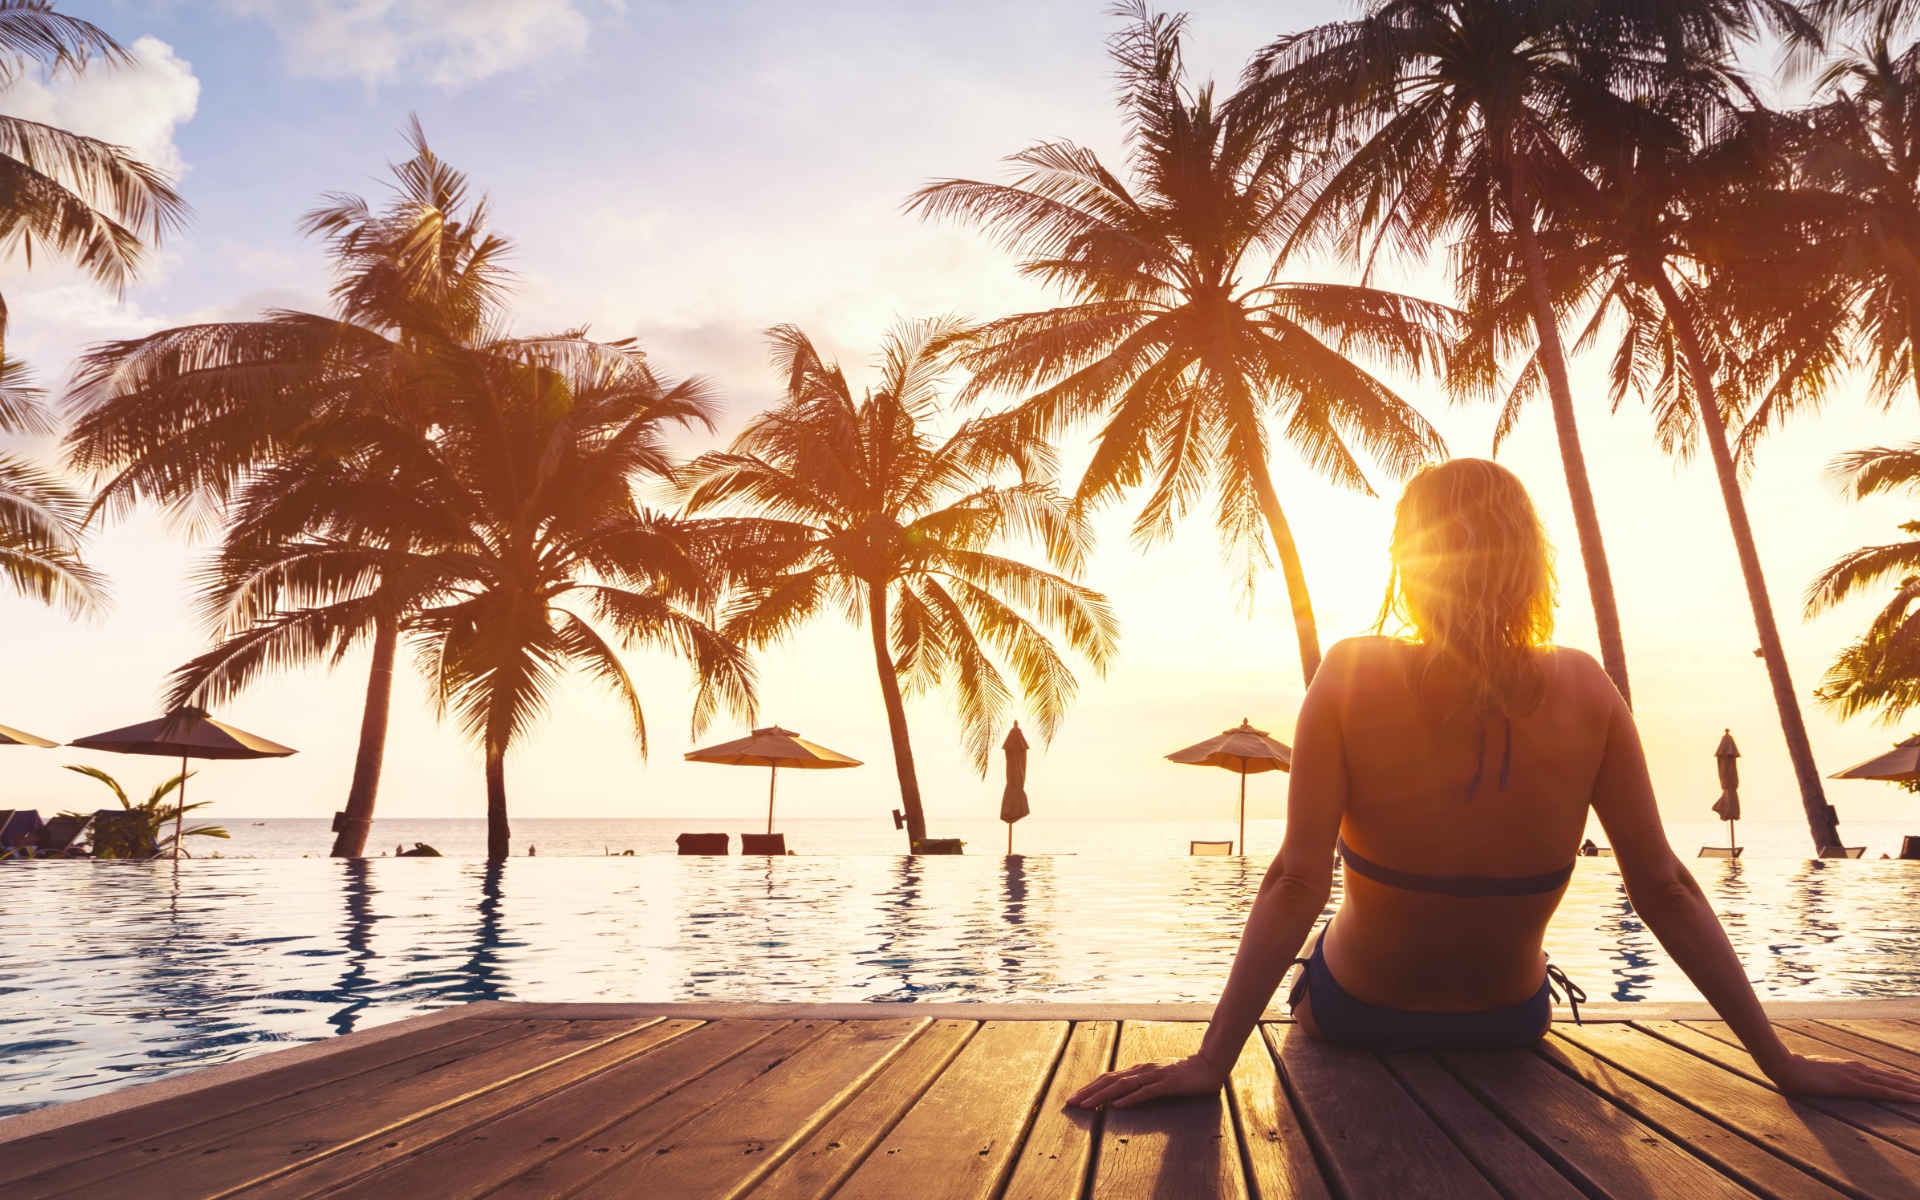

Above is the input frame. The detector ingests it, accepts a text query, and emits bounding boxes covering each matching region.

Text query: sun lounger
[1901,836,1920,860]
[1698,846,1742,858]
[740,833,787,855]
[0,809,41,848]
[676,832,728,855]
[36,814,92,855]
[1818,845,1867,858]
[1190,840,1232,856]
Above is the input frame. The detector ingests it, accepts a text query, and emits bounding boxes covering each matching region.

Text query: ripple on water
[4,855,1920,1114]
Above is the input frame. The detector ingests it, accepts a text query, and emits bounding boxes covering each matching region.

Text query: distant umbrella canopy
[1831,734,1920,783]
[1000,723,1030,826]
[684,726,862,836]
[1712,730,1740,823]
[1168,719,1292,856]
[69,707,297,760]
[0,723,58,748]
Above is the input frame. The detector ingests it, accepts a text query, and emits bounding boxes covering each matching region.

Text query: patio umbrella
[1831,734,1920,782]
[1167,719,1292,856]
[1712,730,1740,853]
[1000,723,1029,855]
[0,723,58,748]
[69,706,296,859]
[684,725,861,834]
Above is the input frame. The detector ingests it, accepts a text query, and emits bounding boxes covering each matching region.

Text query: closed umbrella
[1167,719,1292,856]
[1712,730,1740,853]
[69,706,296,859]
[1000,722,1029,855]
[1831,734,1920,782]
[0,723,58,748]
[684,725,861,834]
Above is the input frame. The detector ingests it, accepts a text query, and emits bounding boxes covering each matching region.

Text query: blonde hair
[1376,459,1556,717]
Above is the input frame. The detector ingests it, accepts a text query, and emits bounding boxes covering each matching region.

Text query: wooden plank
[1534,1035,1849,1200]
[833,1020,1070,1200]
[1657,1022,1920,1151]
[573,1018,930,1200]
[1091,1022,1247,1200]
[0,1015,495,1187]
[751,1020,978,1200]
[1233,1025,1331,1200]
[239,1019,708,1200]
[1382,1053,1583,1200]
[1788,1021,1920,1076]
[5,1018,590,1199]
[998,1021,1117,1200]
[1819,1020,1920,1060]
[1443,1046,1756,1200]
[484,1019,836,1200]
[1558,1023,1920,1200]
[1267,1023,1497,1200]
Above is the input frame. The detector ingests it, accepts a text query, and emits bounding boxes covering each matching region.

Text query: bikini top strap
[1337,836,1574,898]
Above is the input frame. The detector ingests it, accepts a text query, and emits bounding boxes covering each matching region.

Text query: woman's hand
[1067,1054,1226,1110]
[1767,1052,1920,1102]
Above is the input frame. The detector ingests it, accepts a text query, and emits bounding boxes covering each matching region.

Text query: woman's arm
[1068,646,1350,1110]
[1591,674,1920,1102]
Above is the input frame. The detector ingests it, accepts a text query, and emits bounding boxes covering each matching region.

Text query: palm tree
[0,0,188,358]
[1807,443,1920,722]
[1536,66,1845,850]
[907,5,1448,686]
[64,124,507,857]
[1240,0,1812,703]
[1,365,99,613]
[172,333,755,861]
[681,320,1119,851]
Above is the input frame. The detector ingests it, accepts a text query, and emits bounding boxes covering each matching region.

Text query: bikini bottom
[1286,932,1583,1052]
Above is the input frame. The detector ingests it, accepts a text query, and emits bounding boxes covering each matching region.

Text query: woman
[1073,460,1920,1109]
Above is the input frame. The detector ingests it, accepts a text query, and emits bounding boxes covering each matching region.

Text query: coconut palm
[2,365,99,613]
[0,0,188,358]
[1807,443,1920,722]
[172,333,755,861]
[908,4,1448,685]
[63,125,506,857]
[681,320,1118,851]
[1529,65,1846,850]
[1239,0,1813,703]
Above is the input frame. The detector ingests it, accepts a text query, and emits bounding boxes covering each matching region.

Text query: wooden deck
[7,1002,1920,1198]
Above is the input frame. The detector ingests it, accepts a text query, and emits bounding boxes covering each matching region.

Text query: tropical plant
[0,0,188,359]
[1807,443,1920,724]
[2,368,99,613]
[681,319,1119,850]
[906,4,1448,686]
[1507,64,1846,851]
[62,763,227,858]
[63,124,508,857]
[1238,0,1812,704]
[167,331,755,861]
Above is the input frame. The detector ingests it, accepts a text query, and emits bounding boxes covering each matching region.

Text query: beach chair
[1818,845,1867,859]
[675,832,728,855]
[36,814,92,856]
[1190,840,1233,856]
[0,809,41,849]
[1698,846,1742,858]
[1900,836,1920,860]
[740,833,786,855]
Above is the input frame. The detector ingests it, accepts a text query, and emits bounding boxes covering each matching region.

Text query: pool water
[5,853,1920,1116]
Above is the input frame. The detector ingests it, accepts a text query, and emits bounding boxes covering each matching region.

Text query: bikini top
[1334,714,1573,898]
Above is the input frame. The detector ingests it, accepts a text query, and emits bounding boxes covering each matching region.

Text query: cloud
[230,0,594,88]
[0,37,200,176]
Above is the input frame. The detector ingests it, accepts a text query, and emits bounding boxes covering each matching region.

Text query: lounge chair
[1900,836,1920,860]
[1697,846,1742,858]
[676,833,728,855]
[1190,840,1233,856]
[0,809,41,849]
[1818,845,1867,859]
[37,814,92,856]
[740,833,786,855]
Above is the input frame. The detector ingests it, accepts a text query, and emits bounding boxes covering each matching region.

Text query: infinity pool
[5,854,1919,1115]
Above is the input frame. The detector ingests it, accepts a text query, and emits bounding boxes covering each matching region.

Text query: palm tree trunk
[867,577,928,849]
[1249,459,1322,683]
[1650,270,1842,854]
[485,748,510,861]
[1513,216,1633,707]
[329,614,396,858]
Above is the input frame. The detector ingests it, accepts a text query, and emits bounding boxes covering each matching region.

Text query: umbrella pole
[767,763,777,835]
[1007,822,1012,856]
[1730,818,1736,854]
[175,754,186,861]
[1238,767,1247,857]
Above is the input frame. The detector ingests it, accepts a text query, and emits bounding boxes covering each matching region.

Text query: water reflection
[7,855,1920,1114]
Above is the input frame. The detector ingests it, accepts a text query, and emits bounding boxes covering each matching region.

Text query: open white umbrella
[1167,719,1292,856]
[685,726,861,834]
[69,707,296,859]
[1831,734,1920,782]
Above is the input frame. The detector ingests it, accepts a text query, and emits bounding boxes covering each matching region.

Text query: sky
[3,0,1920,843]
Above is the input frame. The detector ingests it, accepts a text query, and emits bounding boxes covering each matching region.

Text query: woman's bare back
[1316,635,1620,1011]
